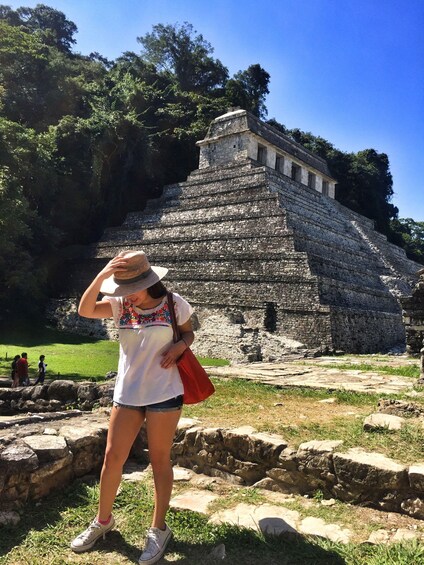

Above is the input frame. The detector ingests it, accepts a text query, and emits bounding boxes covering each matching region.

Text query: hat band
[113,267,154,285]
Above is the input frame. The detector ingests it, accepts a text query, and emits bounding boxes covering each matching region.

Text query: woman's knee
[103,446,128,469]
[149,449,172,470]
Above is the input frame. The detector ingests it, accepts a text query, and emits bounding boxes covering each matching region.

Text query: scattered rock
[321,498,336,507]
[366,529,390,544]
[209,503,300,536]
[391,528,418,542]
[318,398,337,404]
[0,511,21,526]
[299,516,351,543]
[43,428,58,435]
[173,466,193,482]
[209,543,226,560]
[363,413,405,431]
[170,489,218,514]
[377,398,424,418]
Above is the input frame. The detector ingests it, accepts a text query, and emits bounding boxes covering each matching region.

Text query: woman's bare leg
[146,409,181,528]
[97,406,145,521]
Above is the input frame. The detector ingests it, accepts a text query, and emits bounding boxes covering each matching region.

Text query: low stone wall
[0,380,114,416]
[0,412,109,511]
[1,416,423,521]
[164,423,424,520]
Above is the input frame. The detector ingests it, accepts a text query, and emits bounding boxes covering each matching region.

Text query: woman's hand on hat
[97,256,130,280]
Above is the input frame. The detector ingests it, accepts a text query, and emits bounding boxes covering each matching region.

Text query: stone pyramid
[52,111,420,361]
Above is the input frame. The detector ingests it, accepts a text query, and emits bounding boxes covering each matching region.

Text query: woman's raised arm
[78,255,129,319]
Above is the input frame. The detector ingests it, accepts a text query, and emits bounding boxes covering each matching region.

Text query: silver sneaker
[70,516,115,553]
[139,524,172,564]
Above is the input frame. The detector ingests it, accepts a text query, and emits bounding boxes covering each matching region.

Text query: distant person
[16,352,29,386]
[11,355,20,388]
[71,250,194,564]
[34,355,47,385]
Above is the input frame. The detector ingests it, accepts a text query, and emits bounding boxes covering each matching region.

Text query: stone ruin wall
[1,390,424,522]
[401,271,424,355]
[49,112,421,361]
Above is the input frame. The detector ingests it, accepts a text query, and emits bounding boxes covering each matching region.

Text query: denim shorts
[113,395,183,413]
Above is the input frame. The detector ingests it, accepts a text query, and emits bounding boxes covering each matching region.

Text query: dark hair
[39,355,45,361]
[21,352,27,358]
[147,281,167,299]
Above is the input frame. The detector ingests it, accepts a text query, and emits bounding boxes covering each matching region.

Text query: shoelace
[144,530,161,555]
[78,521,101,541]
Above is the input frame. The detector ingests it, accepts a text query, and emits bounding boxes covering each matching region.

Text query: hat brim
[100,266,168,297]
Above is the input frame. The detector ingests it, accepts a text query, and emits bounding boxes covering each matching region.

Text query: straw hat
[100,250,168,297]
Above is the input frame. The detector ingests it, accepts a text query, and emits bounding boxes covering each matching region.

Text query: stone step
[154,257,315,280]
[100,213,288,242]
[144,182,271,212]
[308,254,389,289]
[292,232,389,272]
[318,276,400,312]
[127,193,282,227]
[352,222,420,275]
[160,177,268,204]
[285,212,371,255]
[187,160,263,182]
[92,233,298,258]
[169,280,322,309]
[278,192,365,237]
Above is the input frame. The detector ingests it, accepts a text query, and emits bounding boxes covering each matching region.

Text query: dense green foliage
[0,4,422,323]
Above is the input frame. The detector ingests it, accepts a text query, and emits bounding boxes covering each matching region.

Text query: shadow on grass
[169,527,347,565]
[0,480,346,565]
[0,480,97,558]
[0,324,106,348]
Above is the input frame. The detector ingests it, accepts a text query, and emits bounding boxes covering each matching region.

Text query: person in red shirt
[16,352,29,386]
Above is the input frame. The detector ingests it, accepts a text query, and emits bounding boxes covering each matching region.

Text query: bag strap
[167,291,180,343]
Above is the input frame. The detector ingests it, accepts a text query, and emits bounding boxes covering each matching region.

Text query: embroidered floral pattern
[119,299,173,328]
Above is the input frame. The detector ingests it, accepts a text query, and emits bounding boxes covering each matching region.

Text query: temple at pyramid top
[196,108,336,198]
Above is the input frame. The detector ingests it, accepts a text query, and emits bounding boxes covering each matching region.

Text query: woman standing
[71,250,194,565]
[11,355,20,388]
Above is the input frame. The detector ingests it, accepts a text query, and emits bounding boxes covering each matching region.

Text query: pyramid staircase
[67,160,420,359]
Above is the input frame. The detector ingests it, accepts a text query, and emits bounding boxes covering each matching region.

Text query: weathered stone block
[363,413,405,431]
[0,443,39,473]
[47,380,78,402]
[332,449,408,502]
[408,464,424,491]
[22,435,69,464]
[28,454,74,499]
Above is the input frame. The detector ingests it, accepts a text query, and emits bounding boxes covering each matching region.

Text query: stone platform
[205,361,419,396]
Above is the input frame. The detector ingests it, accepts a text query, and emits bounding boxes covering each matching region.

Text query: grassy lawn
[1,477,423,565]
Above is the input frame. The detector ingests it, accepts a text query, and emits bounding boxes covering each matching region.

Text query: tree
[390,218,424,264]
[226,64,270,118]
[0,19,106,129]
[0,3,77,52]
[138,22,228,93]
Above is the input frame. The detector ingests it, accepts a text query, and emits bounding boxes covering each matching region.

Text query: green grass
[304,362,420,379]
[0,325,228,382]
[1,477,423,565]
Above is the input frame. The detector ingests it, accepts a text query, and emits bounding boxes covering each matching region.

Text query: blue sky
[7,0,424,220]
